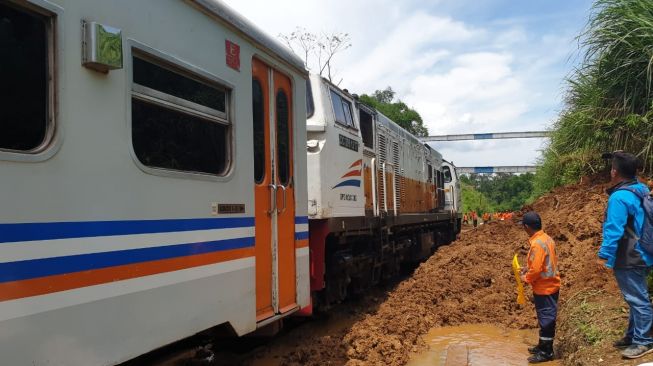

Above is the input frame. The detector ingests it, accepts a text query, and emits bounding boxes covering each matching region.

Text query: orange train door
[252,59,297,322]
[273,70,297,313]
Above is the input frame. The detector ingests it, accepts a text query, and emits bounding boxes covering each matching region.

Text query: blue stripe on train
[332,179,361,189]
[0,236,255,283]
[0,217,255,244]
[295,216,309,224]
[295,231,309,240]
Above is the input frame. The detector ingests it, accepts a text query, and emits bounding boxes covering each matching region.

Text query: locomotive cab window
[330,89,355,129]
[306,79,315,119]
[0,2,53,152]
[359,109,374,149]
[131,54,230,176]
[443,166,452,183]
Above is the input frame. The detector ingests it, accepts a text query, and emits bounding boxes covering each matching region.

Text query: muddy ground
[175,176,653,365]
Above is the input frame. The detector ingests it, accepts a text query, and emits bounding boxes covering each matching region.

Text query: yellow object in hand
[512,254,526,305]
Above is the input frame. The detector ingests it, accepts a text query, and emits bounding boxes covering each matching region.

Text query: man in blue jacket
[598,151,653,359]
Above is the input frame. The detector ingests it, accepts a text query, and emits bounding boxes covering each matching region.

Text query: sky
[222,0,594,167]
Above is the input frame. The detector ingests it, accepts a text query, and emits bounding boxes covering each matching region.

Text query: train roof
[317,74,444,162]
[189,0,307,75]
[375,113,422,146]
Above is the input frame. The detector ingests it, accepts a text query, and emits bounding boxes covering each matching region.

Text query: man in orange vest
[520,211,561,363]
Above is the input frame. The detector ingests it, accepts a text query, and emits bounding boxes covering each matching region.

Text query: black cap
[519,211,542,229]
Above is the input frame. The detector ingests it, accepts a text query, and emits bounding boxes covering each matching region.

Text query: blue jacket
[598,181,653,268]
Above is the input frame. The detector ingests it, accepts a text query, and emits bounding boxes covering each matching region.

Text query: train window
[133,57,226,113]
[443,166,452,183]
[428,164,433,183]
[253,79,265,184]
[0,2,51,152]
[359,109,374,149]
[131,55,230,176]
[330,89,355,129]
[306,79,315,119]
[276,90,291,186]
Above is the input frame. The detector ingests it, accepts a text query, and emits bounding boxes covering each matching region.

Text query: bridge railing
[422,131,549,142]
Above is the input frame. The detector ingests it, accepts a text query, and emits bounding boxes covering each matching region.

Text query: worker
[463,213,469,225]
[472,211,478,228]
[597,152,653,359]
[519,211,560,363]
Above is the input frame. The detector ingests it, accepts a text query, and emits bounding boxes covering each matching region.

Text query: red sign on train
[225,39,240,71]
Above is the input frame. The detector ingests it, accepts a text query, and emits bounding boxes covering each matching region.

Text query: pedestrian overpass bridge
[422,131,549,142]
[456,166,538,174]
[421,131,548,174]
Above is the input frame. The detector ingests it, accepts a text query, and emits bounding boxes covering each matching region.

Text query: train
[0,0,461,365]
[304,75,462,309]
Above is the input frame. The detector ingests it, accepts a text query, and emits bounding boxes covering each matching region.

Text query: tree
[460,173,535,212]
[359,87,429,137]
[279,27,351,83]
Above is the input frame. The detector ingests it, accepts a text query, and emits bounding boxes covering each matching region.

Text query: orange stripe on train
[348,159,362,168]
[0,247,254,302]
[341,169,362,178]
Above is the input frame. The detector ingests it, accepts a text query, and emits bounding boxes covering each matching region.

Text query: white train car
[305,75,460,307]
[0,0,309,365]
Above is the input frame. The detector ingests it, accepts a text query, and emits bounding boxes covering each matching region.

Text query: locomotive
[0,0,460,364]
[304,75,461,309]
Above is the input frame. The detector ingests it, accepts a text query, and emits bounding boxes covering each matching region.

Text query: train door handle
[268,184,277,215]
[277,185,287,214]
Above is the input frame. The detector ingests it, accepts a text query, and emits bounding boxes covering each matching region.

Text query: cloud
[222,0,581,166]
[341,12,478,92]
[405,52,529,134]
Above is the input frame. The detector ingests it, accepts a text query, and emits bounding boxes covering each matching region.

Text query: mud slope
[278,176,653,366]
[340,176,653,366]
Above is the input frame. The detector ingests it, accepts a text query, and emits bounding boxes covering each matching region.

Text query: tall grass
[534,0,653,195]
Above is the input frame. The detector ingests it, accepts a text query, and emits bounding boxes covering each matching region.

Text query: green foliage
[359,87,429,137]
[461,173,535,212]
[536,0,653,189]
[461,182,496,214]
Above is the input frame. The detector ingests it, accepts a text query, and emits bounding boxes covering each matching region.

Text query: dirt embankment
[273,176,653,366]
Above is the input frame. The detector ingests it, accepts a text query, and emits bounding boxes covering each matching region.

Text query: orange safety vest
[524,230,560,295]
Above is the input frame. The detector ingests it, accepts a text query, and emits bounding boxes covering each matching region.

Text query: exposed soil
[283,175,653,366]
[175,175,653,365]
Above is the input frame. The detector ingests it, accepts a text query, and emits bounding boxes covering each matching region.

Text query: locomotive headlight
[307,139,320,152]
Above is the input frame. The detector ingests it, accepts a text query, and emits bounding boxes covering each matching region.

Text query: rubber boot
[528,340,554,363]
[528,339,545,354]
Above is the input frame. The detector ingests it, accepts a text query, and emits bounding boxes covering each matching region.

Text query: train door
[252,58,297,321]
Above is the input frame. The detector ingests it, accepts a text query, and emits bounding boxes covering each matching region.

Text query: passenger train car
[305,75,462,308]
[0,0,310,365]
[1,0,462,364]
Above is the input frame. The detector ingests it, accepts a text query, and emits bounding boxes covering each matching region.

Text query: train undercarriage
[309,215,460,310]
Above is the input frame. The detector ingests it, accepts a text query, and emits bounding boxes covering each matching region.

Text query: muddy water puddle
[407,324,560,366]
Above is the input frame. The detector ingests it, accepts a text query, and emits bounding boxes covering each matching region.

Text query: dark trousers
[534,291,559,340]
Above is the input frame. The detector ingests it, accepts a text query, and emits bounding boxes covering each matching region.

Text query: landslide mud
[275,176,653,366]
